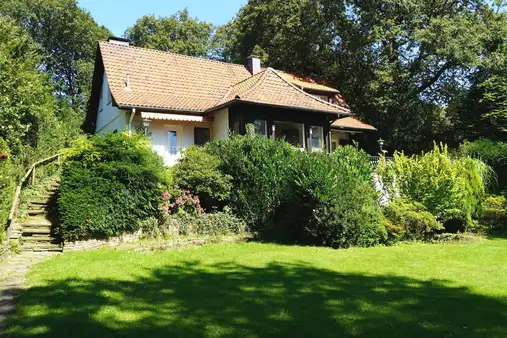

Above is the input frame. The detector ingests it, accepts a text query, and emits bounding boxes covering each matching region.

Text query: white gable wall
[95,73,128,134]
[211,107,229,140]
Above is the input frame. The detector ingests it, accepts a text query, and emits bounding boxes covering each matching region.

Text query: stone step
[27,209,47,216]
[22,228,51,235]
[21,235,60,243]
[21,217,52,226]
[28,204,50,210]
[21,243,63,252]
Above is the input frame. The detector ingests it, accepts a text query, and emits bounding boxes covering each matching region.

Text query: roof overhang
[206,99,352,116]
[140,112,212,122]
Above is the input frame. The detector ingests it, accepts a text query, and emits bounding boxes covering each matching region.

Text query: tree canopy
[0,0,111,109]
[216,0,507,152]
[124,9,214,58]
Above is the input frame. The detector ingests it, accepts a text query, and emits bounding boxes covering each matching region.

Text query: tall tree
[218,0,505,152]
[125,9,214,57]
[0,15,58,155]
[0,0,111,109]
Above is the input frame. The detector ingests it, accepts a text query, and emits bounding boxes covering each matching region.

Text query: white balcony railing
[152,145,186,167]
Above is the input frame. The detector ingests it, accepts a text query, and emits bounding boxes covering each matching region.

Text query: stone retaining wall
[62,232,141,252]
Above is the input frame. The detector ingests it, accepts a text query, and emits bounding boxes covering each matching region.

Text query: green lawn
[6,238,507,337]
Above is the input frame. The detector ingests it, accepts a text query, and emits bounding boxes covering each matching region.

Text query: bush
[173,146,232,211]
[383,199,444,242]
[205,126,297,231]
[0,138,15,236]
[58,133,168,241]
[377,143,491,231]
[272,147,386,248]
[149,207,246,238]
[480,195,507,232]
[459,139,507,194]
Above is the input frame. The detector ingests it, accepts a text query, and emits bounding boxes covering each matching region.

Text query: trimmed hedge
[271,148,386,248]
[58,133,168,241]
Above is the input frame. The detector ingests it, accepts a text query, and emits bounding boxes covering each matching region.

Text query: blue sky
[78,0,247,37]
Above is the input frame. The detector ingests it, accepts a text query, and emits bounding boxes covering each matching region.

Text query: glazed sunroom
[88,38,375,166]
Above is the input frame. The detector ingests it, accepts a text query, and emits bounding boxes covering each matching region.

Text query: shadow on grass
[5,261,507,337]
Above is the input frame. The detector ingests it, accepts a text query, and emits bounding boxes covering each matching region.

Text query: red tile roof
[99,41,351,114]
[331,117,377,131]
[219,68,350,114]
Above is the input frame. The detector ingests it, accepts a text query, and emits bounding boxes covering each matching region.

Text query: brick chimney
[247,55,261,75]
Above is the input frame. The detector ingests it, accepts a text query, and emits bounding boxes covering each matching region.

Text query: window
[312,94,329,102]
[253,119,268,136]
[274,121,304,148]
[168,131,178,155]
[194,128,210,146]
[311,126,324,151]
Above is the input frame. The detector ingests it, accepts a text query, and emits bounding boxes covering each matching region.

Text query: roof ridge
[270,69,351,114]
[216,69,269,105]
[99,41,248,69]
[236,68,271,99]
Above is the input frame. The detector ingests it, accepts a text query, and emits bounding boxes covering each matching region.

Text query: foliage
[173,146,232,211]
[160,189,205,216]
[0,138,15,236]
[125,9,214,57]
[377,143,491,230]
[0,16,60,156]
[205,126,297,231]
[0,0,111,107]
[159,207,246,238]
[58,133,167,241]
[383,199,444,243]
[480,195,507,232]
[272,147,386,248]
[460,139,507,193]
[216,0,507,153]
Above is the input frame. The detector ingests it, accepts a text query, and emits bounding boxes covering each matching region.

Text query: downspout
[128,108,136,136]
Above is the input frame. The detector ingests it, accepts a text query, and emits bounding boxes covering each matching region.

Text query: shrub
[480,195,507,232]
[383,199,444,242]
[58,132,168,241]
[173,146,232,211]
[160,189,205,216]
[151,207,246,238]
[0,138,15,235]
[205,126,297,231]
[377,143,491,231]
[459,139,507,193]
[272,147,386,248]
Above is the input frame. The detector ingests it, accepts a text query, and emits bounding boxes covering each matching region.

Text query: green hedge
[271,148,386,248]
[58,133,168,241]
[0,138,15,242]
[204,126,297,231]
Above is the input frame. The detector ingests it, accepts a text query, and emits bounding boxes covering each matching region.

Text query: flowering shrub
[160,188,205,216]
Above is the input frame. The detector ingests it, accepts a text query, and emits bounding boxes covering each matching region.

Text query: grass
[5,237,507,337]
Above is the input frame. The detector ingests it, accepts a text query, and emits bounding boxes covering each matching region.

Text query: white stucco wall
[211,108,229,140]
[95,74,127,134]
[149,120,214,166]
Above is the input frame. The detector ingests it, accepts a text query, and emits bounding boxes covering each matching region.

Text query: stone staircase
[11,180,63,252]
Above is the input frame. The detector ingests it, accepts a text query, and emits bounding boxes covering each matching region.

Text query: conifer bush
[58,133,168,241]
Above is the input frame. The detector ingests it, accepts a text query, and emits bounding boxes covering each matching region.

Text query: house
[88,37,377,166]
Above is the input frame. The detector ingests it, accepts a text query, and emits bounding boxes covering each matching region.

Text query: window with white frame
[311,126,324,151]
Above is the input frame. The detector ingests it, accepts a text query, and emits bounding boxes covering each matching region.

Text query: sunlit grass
[6,237,507,337]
